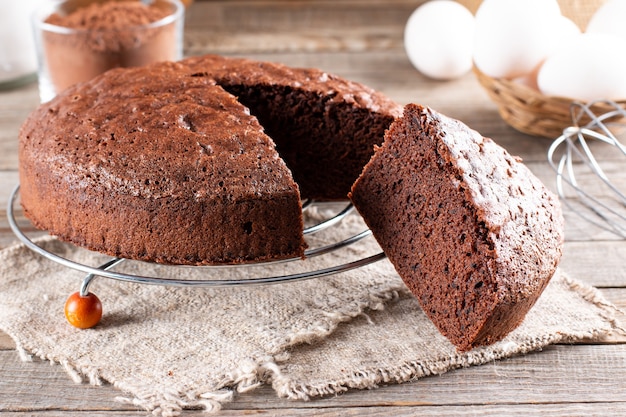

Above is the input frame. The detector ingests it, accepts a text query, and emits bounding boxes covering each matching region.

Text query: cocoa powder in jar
[42,0,182,96]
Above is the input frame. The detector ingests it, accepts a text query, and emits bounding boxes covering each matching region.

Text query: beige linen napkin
[0,209,621,416]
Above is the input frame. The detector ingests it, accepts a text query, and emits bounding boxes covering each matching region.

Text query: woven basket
[474,67,626,139]
[458,0,626,138]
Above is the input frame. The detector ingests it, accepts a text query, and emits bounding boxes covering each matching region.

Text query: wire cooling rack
[8,185,386,327]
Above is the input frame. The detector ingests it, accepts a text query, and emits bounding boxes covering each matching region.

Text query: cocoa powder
[42,0,181,96]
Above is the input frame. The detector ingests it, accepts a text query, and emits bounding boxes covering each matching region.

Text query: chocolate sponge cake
[349,104,564,351]
[19,56,400,265]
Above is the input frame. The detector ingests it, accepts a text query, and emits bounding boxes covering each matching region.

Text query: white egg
[512,16,580,90]
[587,0,626,40]
[404,0,475,80]
[473,0,574,79]
[556,15,583,40]
[537,33,626,102]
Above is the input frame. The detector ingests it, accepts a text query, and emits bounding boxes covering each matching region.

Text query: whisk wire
[557,145,626,236]
[548,100,626,238]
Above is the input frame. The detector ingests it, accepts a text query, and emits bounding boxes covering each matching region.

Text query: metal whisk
[547,100,626,237]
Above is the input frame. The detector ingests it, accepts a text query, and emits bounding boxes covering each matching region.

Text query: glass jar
[0,0,38,90]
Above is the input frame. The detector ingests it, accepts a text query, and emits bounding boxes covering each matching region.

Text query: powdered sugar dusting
[431,107,564,295]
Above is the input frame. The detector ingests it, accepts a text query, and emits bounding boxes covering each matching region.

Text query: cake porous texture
[350,104,564,351]
[18,55,400,265]
[184,55,399,199]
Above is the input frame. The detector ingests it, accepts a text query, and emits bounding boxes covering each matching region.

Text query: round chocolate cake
[349,104,564,351]
[18,55,401,265]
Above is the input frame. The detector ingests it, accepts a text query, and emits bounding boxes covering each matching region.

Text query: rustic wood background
[1,0,625,415]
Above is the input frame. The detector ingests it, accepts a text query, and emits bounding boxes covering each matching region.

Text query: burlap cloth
[0,208,622,416]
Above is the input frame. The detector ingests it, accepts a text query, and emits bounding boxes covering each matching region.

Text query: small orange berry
[64,291,103,329]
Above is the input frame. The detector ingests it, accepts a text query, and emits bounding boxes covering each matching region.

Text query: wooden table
[1,1,626,415]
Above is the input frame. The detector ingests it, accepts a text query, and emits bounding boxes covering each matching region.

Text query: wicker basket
[474,67,626,138]
[458,0,626,138]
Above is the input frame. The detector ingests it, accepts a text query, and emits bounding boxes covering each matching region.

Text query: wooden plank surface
[1,0,626,415]
[1,344,626,414]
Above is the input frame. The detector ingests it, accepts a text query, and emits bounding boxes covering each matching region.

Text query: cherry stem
[79,274,97,297]
[79,257,125,296]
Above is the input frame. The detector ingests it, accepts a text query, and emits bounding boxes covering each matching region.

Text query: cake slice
[349,104,564,351]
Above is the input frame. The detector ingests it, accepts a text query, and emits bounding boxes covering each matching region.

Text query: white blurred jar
[0,0,38,89]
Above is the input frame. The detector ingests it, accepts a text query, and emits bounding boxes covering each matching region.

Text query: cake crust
[350,104,564,351]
